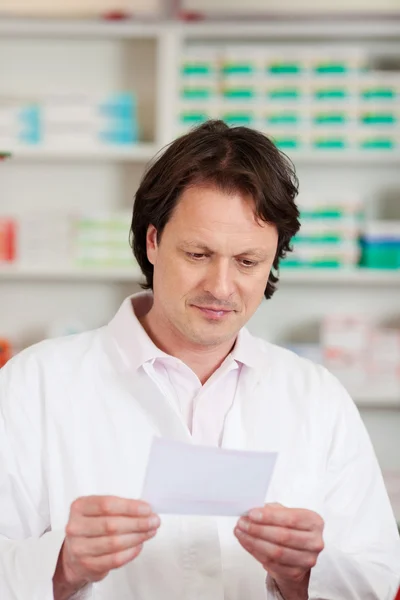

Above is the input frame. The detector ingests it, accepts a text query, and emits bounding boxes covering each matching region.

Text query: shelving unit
[2,18,400,40]
[279,269,400,285]
[1,15,399,492]
[8,147,400,164]
[7,142,159,162]
[0,263,143,281]
[0,18,164,39]
[286,152,400,165]
[2,264,400,285]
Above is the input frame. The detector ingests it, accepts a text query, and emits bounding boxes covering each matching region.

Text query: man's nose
[203,258,236,302]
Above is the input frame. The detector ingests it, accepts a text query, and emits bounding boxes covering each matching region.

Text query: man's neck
[139,310,236,385]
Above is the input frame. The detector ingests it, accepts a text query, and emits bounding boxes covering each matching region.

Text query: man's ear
[146,224,158,265]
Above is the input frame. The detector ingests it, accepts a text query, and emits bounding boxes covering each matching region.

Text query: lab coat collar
[108,293,268,375]
[107,292,170,372]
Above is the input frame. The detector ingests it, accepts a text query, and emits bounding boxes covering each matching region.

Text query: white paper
[141,437,278,516]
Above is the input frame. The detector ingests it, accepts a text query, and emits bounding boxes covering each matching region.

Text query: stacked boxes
[219,47,261,130]
[178,47,219,136]
[43,93,138,147]
[263,48,308,151]
[283,193,363,269]
[177,45,400,153]
[4,208,400,272]
[16,212,73,266]
[74,212,134,267]
[0,212,137,269]
[357,73,400,151]
[0,218,15,263]
[360,221,400,269]
[321,315,371,394]
[0,92,139,148]
[321,316,400,402]
[288,316,400,403]
[0,100,40,146]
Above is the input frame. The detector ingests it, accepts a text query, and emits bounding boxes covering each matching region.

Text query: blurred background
[0,0,399,525]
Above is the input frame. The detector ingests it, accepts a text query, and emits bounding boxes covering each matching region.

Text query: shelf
[4,145,398,165]
[1,266,400,285]
[5,143,158,163]
[179,20,400,40]
[1,18,399,40]
[287,152,400,166]
[0,18,163,39]
[353,387,400,408]
[0,264,143,282]
[279,268,400,285]
[356,398,400,409]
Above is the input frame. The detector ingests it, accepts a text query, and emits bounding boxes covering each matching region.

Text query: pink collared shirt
[110,292,262,446]
[112,292,266,446]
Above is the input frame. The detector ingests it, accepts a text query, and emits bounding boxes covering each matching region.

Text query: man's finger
[247,505,324,532]
[72,496,152,518]
[234,528,318,570]
[78,545,143,576]
[236,520,324,553]
[72,529,158,557]
[66,515,160,538]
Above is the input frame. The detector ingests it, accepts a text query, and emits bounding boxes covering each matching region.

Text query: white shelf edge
[0,264,144,282]
[279,268,400,284]
[6,143,158,162]
[179,20,400,39]
[0,17,164,39]
[287,152,400,166]
[4,146,399,165]
[1,266,400,285]
[356,400,400,408]
[0,19,399,40]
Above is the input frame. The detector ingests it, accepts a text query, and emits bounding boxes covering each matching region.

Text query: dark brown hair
[130,120,300,299]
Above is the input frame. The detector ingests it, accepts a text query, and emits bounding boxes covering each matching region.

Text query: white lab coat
[0,307,399,600]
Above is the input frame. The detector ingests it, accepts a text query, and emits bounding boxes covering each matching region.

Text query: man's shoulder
[249,332,349,405]
[250,332,321,373]
[0,327,107,391]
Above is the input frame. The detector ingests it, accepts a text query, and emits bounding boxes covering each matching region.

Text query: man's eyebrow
[236,249,269,260]
[179,241,268,259]
[179,241,213,252]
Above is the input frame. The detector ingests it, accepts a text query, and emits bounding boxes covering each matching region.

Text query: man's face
[146,184,278,348]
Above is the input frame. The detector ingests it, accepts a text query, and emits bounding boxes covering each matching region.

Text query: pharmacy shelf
[287,152,400,166]
[356,396,400,409]
[7,143,159,162]
[279,268,400,285]
[0,264,143,282]
[1,265,400,285]
[0,18,163,39]
[180,20,400,40]
[1,18,400,40]
[5,145,399,165]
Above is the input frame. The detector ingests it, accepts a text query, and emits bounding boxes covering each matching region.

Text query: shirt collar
[231,325,267,371]
[108,292,169,372]
[108,292,266,373]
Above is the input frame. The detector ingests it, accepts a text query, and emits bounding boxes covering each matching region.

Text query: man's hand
[53,496,160,600]
[234,503,324,600]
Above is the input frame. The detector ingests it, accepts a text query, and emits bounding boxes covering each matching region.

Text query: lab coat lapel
[221,365,263,450]
[105,336,192,443]
[221,363,284,453]
[125,369,193,443]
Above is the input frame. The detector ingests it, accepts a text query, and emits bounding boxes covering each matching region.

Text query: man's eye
[240,259,257,268]
[187,253,206,259]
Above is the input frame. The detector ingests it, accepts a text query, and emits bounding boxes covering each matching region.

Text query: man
[0,120,399,600]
